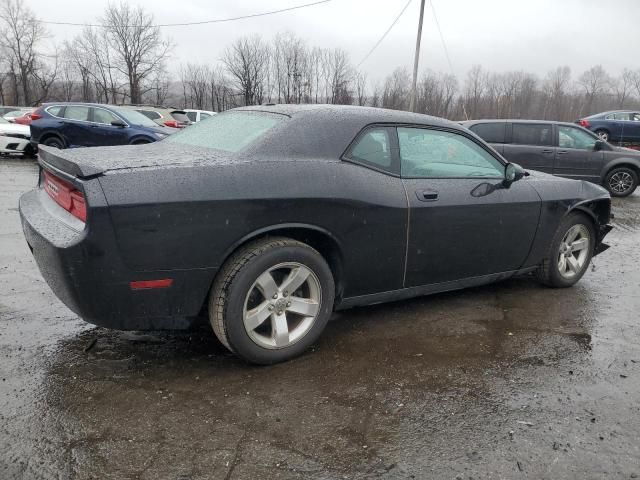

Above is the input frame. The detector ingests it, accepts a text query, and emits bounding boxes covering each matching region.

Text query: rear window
[511,123,553,146]
[166,111,284,152]
[469,123,506,143]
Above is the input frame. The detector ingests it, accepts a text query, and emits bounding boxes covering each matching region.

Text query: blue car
[577,110,640,143]
[29,103,176,149]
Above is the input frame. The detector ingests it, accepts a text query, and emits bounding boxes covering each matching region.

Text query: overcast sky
[29,0,640,83]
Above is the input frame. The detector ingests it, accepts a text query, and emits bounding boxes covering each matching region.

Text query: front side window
[558,126,598,150]
[165,111,284,152]
[346,128,392,169]
[398,127,504,178]
[632,113,640,121]
[512,123,553,146]
[63,106,90,122]
[92,108,120,125]
[469,122,506,143]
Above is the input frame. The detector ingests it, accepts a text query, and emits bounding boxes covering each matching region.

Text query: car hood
[0,123,30,135]
[37,142,237,178]
[524,168,609,200]
[610,145,640,155]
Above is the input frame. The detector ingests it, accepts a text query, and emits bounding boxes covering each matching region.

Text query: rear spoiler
[38,145,103,178]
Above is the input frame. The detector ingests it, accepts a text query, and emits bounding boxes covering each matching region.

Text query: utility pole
[409,0,426,113]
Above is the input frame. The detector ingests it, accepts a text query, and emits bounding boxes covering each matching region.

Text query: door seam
[400,179,410,288]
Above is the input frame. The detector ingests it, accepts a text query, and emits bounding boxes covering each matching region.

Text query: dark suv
[30,103,176,150]
[462,119,640,197]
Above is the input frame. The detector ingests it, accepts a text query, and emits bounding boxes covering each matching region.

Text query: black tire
[41,136,65,149]
[208,237,335,365]
[603,166,638,197]
[131,139,151,145]
[594,129,610,142]
[536,212,596,288]
[22,144,37,159]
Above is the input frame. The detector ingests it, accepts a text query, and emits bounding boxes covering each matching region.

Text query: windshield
[165,111,284,152]
[111,107,160,128]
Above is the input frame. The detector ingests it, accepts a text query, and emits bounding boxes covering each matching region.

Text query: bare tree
[223,35,270,106]
[578,65,611,115]
[354,71,367,106]
[542,66,571,120]
[464,65,487,118]
[101,2,172,104]
[382,67,410,110]
[0,0,48,104]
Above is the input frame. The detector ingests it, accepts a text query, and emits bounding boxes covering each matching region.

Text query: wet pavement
[1,158,639,479]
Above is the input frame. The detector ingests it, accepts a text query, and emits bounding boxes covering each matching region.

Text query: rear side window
[46,105,63,117]
[63,106,90,122]
[346,128,392,169]
[512,123,553,146]
[200,113,212,120]
[469,123,506,143]
[186,111,197,122]
[137,110,161,120]
[605,112,631,120]
[165,111,284,152]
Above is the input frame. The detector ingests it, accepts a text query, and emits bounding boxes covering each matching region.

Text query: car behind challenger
[19,105,612,364]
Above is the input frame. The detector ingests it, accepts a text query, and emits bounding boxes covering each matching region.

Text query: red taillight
[164,120,179,128]
[31,109,43,121]
[578,119,591,128]
[43,171,87,222]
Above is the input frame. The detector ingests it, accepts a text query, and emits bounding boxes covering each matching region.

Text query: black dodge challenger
[19,105,613,364]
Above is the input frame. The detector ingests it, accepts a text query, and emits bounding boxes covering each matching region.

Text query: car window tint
[558,126,597,150]
[46,106,63,117]
[93,108,119,125]
[469,123,506,143]
[347,128,392,169]
[63,106,90,122]
[165,111,284,152]
[512,123,553,146]
[398,127,503,178]
[186,112,197,122]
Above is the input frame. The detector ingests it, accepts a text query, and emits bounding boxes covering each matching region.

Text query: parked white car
[0,116,31,156]
[184,109,216,122]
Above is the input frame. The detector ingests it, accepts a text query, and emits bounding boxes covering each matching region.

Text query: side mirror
[111,120,127,128]
[504,162,526,186]
[594,139,605,151]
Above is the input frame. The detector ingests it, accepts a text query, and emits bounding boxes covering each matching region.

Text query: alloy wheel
[608,171,634,194]
[557,224,591,279]
[243,262,322,349]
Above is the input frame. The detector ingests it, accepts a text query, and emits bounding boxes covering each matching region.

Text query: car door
[554,124,604,183]
[398,126,539,288]
[89,107,130,146]
[60,105,93,147]
[501,122,555,173]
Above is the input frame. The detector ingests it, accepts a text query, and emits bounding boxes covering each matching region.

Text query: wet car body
[19,105,612,331]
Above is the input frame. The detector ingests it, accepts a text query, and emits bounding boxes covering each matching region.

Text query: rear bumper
[19,188,215,330]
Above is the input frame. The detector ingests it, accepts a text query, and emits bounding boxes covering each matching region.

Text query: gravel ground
[1,158,639,479]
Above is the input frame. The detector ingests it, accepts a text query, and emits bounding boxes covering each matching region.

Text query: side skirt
[336,267,537,310]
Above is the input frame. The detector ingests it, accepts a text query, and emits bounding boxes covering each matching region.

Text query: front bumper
[594,224,613,256]
[19,188,214,330]
[0,135,29,154]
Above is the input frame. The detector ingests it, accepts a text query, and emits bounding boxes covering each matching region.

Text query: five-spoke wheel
[209,238,334,364]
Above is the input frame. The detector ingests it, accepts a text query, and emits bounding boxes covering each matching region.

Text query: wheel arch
[128,135,154,145]
[566,197,610,230]
[600,159,640,182]
[39,131,66,147]
[213,223,345,305]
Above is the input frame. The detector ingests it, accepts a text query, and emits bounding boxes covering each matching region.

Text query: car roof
[461,119,584,128]
[234,104,458,128]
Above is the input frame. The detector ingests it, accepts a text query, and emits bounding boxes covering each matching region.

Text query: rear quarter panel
[98,158,408,298]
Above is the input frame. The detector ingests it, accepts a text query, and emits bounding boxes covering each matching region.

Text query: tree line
[2,0,640,121]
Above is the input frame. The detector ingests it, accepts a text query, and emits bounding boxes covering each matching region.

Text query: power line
[37,0,333,28]
[429,0,468,119]
[356,0,413,69]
